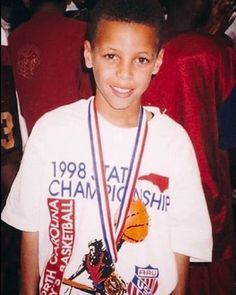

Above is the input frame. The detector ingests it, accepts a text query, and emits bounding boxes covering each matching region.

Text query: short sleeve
[169,126,213,262]
[1,121,45,231]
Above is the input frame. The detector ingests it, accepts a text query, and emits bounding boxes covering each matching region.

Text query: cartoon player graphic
[63,199,149,294]
[63,239,126,294]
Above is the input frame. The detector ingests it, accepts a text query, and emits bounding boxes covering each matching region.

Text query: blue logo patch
[127,265,159,294]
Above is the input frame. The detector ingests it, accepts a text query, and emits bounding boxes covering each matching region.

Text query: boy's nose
[116,61,133,80]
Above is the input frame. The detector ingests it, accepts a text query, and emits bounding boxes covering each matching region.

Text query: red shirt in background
[143,33,236,261]
[142,32,236,294]
[8,11,93,132]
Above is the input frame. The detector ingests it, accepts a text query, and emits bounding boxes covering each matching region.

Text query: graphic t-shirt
[2,97,212,295]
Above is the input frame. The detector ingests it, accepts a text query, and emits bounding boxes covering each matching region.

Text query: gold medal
[104,272,127,295]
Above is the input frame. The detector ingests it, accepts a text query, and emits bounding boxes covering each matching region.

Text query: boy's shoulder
[145,105,192,144]
[146,105,185,131]
[33,97,92,132]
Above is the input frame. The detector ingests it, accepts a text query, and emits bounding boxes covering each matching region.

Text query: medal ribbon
[88,98,148,262]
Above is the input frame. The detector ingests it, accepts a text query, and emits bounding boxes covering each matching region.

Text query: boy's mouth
[111,86,133,97]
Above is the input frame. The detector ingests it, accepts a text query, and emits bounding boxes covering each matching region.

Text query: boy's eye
[104,54,117,60]
[137,57,149,64]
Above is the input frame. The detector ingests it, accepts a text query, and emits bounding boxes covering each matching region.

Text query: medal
[88,98,147,262]
[104,272,126,294]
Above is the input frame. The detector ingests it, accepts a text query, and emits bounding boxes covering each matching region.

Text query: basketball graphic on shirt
[122,199,149,243]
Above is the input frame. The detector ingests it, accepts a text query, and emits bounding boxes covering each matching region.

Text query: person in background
[2,0,30,149]
[9,0,32,31]
[205,0,235,37]
[7,0,92,134]
[160,0,212,38]
[65,0,97,22]
[1,31,22,212]
[143,0,236,294]
[1,16,23,294]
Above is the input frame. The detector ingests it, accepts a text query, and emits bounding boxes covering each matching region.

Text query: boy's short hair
[87,0,165,49]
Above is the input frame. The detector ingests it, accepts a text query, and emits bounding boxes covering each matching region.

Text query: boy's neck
[94,97,153,128]
[94,97,140,128]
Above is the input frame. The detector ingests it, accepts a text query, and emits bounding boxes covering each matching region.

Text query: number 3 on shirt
[1,111,15,149]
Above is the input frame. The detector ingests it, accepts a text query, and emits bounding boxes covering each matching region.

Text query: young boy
[1,0,212,294]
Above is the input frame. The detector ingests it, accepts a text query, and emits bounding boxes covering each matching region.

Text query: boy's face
[84,19,163,113]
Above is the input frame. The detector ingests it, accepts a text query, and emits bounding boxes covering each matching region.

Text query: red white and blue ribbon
[88,98,147,262]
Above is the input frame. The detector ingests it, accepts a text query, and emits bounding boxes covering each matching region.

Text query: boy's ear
[152,49,164,75]
[84,40,93,69]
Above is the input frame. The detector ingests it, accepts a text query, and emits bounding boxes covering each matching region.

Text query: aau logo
[127,265,159,295]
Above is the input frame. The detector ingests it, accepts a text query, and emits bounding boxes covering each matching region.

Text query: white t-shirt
[2,97,212,295]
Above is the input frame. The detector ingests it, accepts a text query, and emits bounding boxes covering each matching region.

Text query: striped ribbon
[88,98,147,262]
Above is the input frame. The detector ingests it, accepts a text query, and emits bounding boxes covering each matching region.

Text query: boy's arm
[20,231,39,295]
[171,253,189,295]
